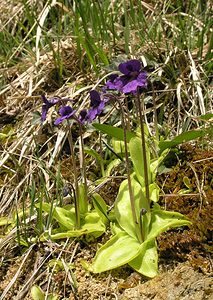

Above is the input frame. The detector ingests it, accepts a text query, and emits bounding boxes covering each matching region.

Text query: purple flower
[41,95,60,122]
[54,106,76,125]
[80,90,107,124]
[79,109,88,124]
[105,59,147,94]
[105,74,124,91]
[119,59,141,75]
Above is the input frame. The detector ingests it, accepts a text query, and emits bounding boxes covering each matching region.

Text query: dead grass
[0,1,212,299]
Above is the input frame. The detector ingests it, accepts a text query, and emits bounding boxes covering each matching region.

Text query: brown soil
[122,262,213,300]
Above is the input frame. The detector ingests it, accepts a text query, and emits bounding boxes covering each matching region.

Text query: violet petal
[90,90,101,107]
[119,59,141,75]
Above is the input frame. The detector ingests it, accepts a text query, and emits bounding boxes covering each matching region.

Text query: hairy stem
[79,123,88,211]
[67,122,80,229]
[136,92,150,208]
[118,98,142,243]
[151,82,159,142]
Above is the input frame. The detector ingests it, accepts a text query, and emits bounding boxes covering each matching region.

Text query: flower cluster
[40,90,107,125]
[40,59,147,125]
[80,90,108,124]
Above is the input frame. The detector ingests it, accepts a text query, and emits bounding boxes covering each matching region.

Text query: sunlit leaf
[129,239,158,278]
[93,123,135,142]
[31,285,45,300]
[51,206,76,230]
[149,183,160,202]
[110,222,123,235]
[92,193,109,223]
[129,136,151,187]
[150,149,169,181]
[92,232,140,273]
[39,203,76,229]
[112,138,125,154]
[82,211,106,237]
[147,203,192,240]
[45,211,105,239]
[79,183,88,214]
[159,130,205,152]
[115,175,149,240]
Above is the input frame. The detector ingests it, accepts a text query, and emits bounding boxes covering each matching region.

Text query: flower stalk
[118,99,143,243]
[79,123,88,211]
[136,91,150,209]
[67,122,80,229]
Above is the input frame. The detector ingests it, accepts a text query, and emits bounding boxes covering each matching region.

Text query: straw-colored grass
[0,0,212,299]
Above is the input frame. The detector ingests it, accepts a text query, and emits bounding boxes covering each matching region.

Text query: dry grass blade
[14,249,57,300]
[0,125,35,169]
[0,1,212,298]
[61,257,78,295]
[44,239,69,297]
[0,228,16,252]
[35,0,57,65]
[188,51,206,115]
[0,244,35,300]
[48,128,67,167]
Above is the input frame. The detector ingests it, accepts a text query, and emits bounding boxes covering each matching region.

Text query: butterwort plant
[39,91,109,240]
[90,59,191,277]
